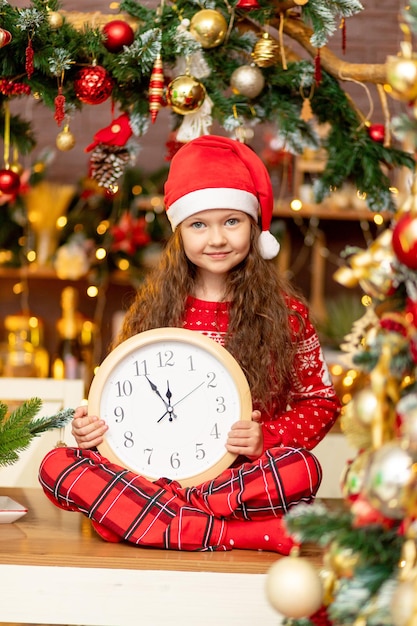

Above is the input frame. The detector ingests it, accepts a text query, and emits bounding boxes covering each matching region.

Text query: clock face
[89,328,252,487]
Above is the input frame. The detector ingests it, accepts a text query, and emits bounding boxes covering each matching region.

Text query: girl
[39,135,341,553]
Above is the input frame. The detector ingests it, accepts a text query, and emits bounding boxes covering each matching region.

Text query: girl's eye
[226,218,238,226]
[191,221,205,229]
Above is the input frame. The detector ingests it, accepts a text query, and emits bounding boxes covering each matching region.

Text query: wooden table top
[0,487,331,574]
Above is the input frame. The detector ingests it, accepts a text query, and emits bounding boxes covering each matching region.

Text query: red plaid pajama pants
[39,446,321,553]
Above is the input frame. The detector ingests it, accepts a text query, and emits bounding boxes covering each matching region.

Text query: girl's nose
[208,226,227,245]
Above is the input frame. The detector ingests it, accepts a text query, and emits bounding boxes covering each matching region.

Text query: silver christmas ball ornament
[230,64,265,99]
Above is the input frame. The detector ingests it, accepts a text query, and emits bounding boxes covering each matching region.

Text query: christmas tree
[264,4,417,626]
[0,0,414,209]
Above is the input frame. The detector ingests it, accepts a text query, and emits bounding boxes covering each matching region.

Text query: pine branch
[0,399,74,468]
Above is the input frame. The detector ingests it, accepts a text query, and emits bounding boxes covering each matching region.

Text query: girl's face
[180,208,251,278]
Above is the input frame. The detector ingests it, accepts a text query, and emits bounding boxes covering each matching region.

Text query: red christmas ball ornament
[392,213,417,269]
[102,20,134,53]
[0,168,20,194]
[367,123,385,143]
[74,65,113,105]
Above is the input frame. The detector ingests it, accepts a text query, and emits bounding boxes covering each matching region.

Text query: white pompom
[258,230,280,259]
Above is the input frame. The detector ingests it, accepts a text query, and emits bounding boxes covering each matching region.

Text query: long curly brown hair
[116,222,305,410]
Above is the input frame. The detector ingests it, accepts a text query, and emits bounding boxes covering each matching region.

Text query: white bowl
[0,496,28,523]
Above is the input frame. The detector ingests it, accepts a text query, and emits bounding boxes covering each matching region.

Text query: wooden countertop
[0,487,333,574]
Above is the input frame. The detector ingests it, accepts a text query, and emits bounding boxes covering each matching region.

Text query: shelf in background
[274,202,393,222]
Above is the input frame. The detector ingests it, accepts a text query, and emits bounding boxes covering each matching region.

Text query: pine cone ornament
[89,144,131,189]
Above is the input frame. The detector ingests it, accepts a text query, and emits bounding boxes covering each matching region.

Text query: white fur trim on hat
[166,188,259,230]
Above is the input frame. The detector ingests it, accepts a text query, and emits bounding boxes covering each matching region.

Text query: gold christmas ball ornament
[10,161,24,176]
[252,33,280,68]
[230,64,265,99]
[166,75,206,115]
[56,126,76,151]
[47,10,64,30]
[326,541,359,578]
[341,450,372,501]
[386,54,417,102]
[266,555,323,618]
[189,9,228,49]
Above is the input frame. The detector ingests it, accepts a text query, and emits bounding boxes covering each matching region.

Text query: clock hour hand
[145,375,170,409]
[157,381,178,423]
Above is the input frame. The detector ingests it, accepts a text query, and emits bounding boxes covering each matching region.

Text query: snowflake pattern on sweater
[183,296,341,453]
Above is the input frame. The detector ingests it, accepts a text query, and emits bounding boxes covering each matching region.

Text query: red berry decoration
[368,123,385,143]
[102,20,134,53]
[74,65,113,105]
[392,213,417,269]
[0,168,20,194]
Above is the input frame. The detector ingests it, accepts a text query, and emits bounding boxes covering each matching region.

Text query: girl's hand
[71,404,108,449]
[225,410,263,460]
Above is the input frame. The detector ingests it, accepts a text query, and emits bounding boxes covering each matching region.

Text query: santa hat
[164,135,280,259]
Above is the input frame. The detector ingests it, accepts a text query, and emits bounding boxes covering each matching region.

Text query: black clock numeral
[134,359,148,377]
[216,396,226,413]
[144,448,153,465]
[187,355,196,371]
[123,431,135,448]
[210,423,220,439]
[115,379,133,397]
[206,371,217,388]
[157,350,174,367]
[114,406,124,423]
[170,452,180,469]
[195,443,205,460]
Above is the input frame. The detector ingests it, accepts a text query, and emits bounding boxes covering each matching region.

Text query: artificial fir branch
[0,399,74,468]
[286,502,403,566]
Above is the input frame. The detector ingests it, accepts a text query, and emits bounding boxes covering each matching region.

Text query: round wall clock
[88,327,252,487]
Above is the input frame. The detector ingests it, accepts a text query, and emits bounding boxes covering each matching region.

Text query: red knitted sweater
[183,296,341,454]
